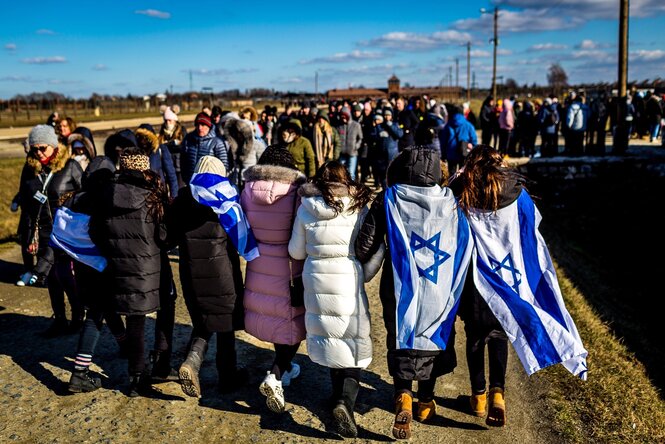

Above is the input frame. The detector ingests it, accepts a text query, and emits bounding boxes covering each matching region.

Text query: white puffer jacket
[288,182,375,369]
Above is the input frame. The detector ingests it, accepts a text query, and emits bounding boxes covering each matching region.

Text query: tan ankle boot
[415,399,436,423]
[392,392,413,439]
[470,391,487,417]
[486,387,506,427]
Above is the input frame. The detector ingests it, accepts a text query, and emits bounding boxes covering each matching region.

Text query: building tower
[388,74,401,97]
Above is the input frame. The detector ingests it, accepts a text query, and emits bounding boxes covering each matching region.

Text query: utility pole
[189,70,193,91]
[466,41,471,103]
[315,70,319,98]
[455,58,459,88]
[492,7,498,100]
[618,0,629,98]
[449,66,453,88]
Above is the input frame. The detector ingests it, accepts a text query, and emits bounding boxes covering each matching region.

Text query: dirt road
[0,243,560,443]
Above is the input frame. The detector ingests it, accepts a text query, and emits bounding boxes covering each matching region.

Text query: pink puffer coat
[240,164,307,345]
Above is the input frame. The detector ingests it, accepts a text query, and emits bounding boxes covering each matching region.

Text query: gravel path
[0,243,560,443]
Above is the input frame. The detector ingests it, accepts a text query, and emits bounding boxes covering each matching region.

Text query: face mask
[74,154,87,164]
[282,131,296,144]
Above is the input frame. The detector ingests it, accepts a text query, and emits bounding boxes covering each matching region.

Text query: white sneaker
[280,362,300,387]
[259,372,285,413]
[16,272,35,287]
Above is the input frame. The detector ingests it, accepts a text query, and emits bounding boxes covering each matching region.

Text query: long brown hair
[456,144,521,214]
[312,161,372,215]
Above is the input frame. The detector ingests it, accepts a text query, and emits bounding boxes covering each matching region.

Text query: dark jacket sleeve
[355,191,387,263]
[159,146,179,199]
[213,137,230,171]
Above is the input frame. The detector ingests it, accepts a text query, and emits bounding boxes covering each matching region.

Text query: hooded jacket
[439,113,478,164]
[280,119,316,178]
[181,130,230,185]
[240,164,307,345]
[288,182,375,369]
[88,170,165,315]
[135,126,179,198]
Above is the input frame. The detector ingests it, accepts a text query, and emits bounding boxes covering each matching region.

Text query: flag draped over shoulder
[49,207,107,272]
[469,190,588,380]
[190,172,260,261]
[385,184,473,351]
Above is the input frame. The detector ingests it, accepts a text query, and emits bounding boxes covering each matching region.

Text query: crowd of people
[9,101,588,440]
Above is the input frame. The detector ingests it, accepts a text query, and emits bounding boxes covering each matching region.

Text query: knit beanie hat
[194,155,226,178]
[163,107,178,121]
[195,112,212,128]
[28,124,58,148]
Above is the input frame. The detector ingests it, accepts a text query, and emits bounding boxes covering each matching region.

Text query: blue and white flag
[468,190,588,380]
[49,207,107,272]
[190,172,260,261]
[385,184,473,351]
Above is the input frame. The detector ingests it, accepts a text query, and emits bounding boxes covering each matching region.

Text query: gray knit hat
[28,124,58,148]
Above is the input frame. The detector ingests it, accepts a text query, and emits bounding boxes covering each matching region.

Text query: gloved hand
[10,201,19,212]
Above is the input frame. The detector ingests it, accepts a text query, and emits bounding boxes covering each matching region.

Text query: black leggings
[191,326,237,378]
[154,253,176,355]
[271,343,300,380]
[466,335,508,394]
[394,377,437,403]
[73,308,126,370]
[126,315,146,375]
[48,259,83,322]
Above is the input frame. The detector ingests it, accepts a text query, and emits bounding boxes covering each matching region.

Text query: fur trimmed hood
[26,143,70,175]
[67,132,96,159]
[135,128,160,154]
[243,164,306,185]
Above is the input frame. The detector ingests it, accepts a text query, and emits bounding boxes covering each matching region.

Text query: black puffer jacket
[166,186,244,333]
[89,170,166,315]
[17,146,83,275]
[355,147,456,378]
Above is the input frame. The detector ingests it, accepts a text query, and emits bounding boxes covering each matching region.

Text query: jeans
[338,154,358,181]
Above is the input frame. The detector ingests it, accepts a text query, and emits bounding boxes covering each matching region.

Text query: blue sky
[1,0,664,98]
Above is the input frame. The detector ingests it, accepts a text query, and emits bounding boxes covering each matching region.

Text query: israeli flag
[385,184,473,351]
[49,207,107,272]
[190,172,260,261]
[469,190,588,380]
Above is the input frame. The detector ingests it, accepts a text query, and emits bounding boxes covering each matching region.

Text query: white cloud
[5,43,17,51]
[319,63,410,76]
[48,79,82,85]
[0,75,33,82]
[470,49,491,57]
[631,49,665,62]
[135,9,171,19]
[572,49,613,62]
[21,56,67,64]
[92,64,108,71]
[299,50,387,64]
[495,0,665,20]
[186,68,258,76]
[454,8,585,32]
[527,43,568,52]
[498,48,513,56]
[359,30,471,51]
[36,29,56,35]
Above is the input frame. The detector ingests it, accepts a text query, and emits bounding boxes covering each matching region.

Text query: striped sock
[74,353,93,372]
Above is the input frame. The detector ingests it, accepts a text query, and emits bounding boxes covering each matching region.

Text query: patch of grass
[0,157,25,243]
[533,261,665,443]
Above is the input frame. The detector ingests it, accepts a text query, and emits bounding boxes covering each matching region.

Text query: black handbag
[289,265,305,308]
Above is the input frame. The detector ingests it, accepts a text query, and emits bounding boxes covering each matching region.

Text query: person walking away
[355,146,472,439]
[88,145,169,397]
[168,156,258,397]
[241,146,308,413]
[288,161,376,438]
[449,145,588,427]
[538,98,559,157]
[566,95,588,157]
[497,99,515,157]
[370,111,403,190]
[439,105,477,177]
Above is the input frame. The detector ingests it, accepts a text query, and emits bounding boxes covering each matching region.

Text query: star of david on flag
[489,253,522,294]
[410,231,450,284]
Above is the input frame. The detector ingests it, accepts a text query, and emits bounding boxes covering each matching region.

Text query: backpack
[570,106,584,131]
[545,108,557,126]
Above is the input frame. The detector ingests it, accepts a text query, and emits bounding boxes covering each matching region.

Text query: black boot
[179,338,207,398]
[67,318,85,335]
[150,350,179,383]
[40,317,69,338]
[218,367,249,394]
[68,369,102,393]
[127,373,155,398]
[333,378,359,438]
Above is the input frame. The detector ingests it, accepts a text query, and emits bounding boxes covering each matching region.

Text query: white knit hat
[193,155,226,178]
[163,107,178,121]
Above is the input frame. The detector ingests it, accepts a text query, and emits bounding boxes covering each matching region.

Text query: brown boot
[486,387,506,427]
[415,399,436,423]
[392,392,413,439]
[470,391,487,417]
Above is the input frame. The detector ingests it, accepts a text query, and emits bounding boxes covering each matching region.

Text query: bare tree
[547,63,568,95]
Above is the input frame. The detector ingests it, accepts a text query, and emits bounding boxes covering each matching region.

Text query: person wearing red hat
[180,112,230,185]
